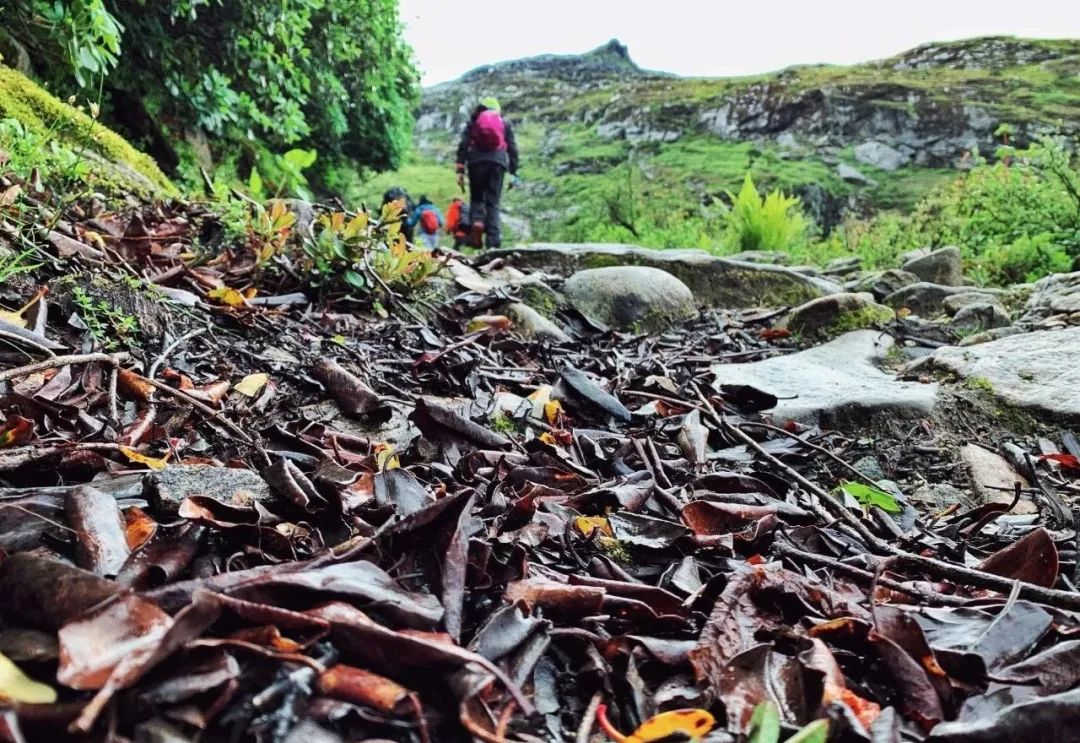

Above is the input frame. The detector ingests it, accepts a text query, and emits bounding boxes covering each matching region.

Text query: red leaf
[978,527,1059,588]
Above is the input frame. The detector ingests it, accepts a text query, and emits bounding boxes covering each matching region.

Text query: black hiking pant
[467,161,506,248]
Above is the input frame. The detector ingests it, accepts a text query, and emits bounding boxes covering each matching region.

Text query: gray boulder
[849,269,921,301]
[854,141,908,172]
[711,330,938,428]
[823,256,862,276]
[884,282,1000,318]
[780,292,894,341]
[1023,271,1080,322]
[563,266,697,332]
[487,244,837,309]
[957,326,1024,346]
[902,246,963,286]
[948,302,1012,334]
[726,250,789,265]
[942,291,1007,315]
[931,326,1080,423]
[838,163,876,186]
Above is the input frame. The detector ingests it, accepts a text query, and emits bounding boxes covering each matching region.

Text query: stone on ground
[711,330,939,427]
[837,163,876,186]
[948,302,1012,334]
[884,282,995,317]
[942,291,1007,315]
[779,292,894,340]
[147,465,272,517]
[902,246,964,286]
[1022,271,1080,323]
[505,302,571,342]
[563,266,697,332]
[486,244,839,309]
[848,269,921,301]
[854,141,909,171]
[960,444,1036,513]
[931,327,1080,422]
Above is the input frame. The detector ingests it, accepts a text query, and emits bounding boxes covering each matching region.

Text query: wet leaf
[119,446,169,470]
[748,701,781,743]
[836,481,901,513]
[311,360,392,422]
[317,663,412,713]
[234,372,269,397]
[207,287,249,307]
[65,486,130,575]
[554,365,631,423]
[0,415,33,448]
[977,527,1059,588]
[0,652,57,704]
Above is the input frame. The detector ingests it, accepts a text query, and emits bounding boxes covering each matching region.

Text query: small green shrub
[725,173,807,253]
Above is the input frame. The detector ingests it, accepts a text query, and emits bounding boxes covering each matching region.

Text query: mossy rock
[779,292,895,341]
[486,244,835,310]
[0,64,173,195]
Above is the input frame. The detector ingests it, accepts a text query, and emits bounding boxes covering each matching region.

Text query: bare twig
[0,351,128,382]
[736,420,881,488]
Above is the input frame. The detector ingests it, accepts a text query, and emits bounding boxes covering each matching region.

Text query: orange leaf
[596,704,715,743]
[627,709,715,742]
[118,446,169,471]
[117,369,153,402]
[229,625,301,653]
[123,507,158,550]
[0,415,34,448]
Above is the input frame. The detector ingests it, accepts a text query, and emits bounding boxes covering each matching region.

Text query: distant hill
[358,36,1080,242]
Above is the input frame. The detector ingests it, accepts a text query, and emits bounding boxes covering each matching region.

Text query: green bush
[6,0,419,186]
[852,135,1080,284]
[725,173,807,253]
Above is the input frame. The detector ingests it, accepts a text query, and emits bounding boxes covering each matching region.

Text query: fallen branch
[0,351,128,382]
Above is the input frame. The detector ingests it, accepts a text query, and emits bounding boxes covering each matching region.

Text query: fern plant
[726,174,807,253]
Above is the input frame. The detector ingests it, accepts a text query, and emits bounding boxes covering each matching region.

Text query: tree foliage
[3,0,419,182]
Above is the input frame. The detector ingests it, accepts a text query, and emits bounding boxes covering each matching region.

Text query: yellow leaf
[0,652,57,704]
[0,286,47,329]
[374,443,399,471]
[626,709,715,743]
[241,287,258,300]
[344,212,368,238]
[332,335,347,346]
[119,446,169,471]
[574,516,613,538]
[544,399,563,425]
[234,372,269,397]
[208,287,249,307]
[539,432,557,446]
[528,386,552,420]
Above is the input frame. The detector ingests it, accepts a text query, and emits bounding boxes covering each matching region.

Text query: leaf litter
[1,194,1080,741]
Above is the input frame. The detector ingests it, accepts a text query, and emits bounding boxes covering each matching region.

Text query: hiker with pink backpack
[454,97,519,249]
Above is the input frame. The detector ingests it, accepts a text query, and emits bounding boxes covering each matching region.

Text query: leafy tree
[3,0,418,185]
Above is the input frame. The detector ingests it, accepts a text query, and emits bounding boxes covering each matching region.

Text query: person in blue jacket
[408,196,444,249]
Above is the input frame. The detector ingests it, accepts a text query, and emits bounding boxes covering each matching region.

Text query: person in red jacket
[455,97,519,249]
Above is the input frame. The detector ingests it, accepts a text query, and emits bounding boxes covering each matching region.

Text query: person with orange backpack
[445,197,471,249]
[407,196,443,249]
[455,97,519,249]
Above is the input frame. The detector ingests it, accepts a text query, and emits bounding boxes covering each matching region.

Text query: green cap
[479,96,501,112]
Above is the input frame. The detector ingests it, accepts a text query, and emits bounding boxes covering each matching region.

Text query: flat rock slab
[931,327,1080,423]
[712,330,939,427]
[484,244,840,309]
[960,444,1036,513]
[146,465,272,517]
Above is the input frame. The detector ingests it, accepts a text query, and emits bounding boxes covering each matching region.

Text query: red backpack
[471,110,507,151]
[419,209,440,234]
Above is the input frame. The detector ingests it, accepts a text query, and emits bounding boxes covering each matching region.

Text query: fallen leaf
[0,651,56,704]
[117,369,154,401]
[234,372,269,397]
[119,446,169,470]
[0,415,33,448]
[207,287,249,307]
[836,481,901,513]
[977,528,1058,588]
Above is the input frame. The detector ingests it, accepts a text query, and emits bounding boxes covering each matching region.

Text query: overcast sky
[399,0,1080,86]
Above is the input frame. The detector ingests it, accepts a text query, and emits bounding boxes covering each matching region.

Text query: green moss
[830,304,895,335]
[0,64,173,194]
[516,282,561,318]
[490,411,517,435]
[597,537,631,564]
[966,376,995,393]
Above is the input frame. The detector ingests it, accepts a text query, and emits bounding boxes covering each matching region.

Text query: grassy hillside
[354,36,1080,249]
